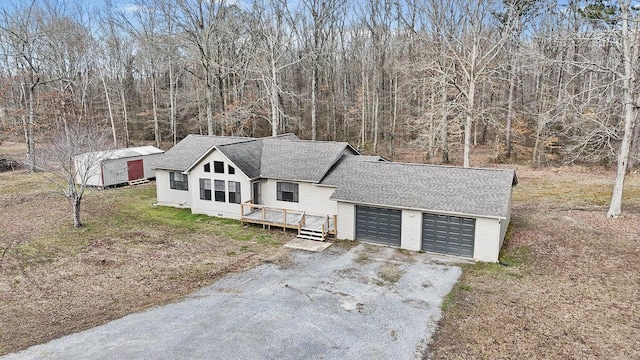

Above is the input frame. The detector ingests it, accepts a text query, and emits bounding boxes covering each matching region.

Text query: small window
[204,163,210,172]
[277,182,298,203]
[228,165,235,174]
[228,181,241,204]
[170,172,188,191]
[199,179,211,200]
[214,161,224,173]
[214,180,226,202]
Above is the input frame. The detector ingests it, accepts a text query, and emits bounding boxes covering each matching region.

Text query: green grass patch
[441,282,472,312]
[10,184,284,267]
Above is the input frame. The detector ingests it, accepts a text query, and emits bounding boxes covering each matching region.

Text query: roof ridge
[358,160,515,173]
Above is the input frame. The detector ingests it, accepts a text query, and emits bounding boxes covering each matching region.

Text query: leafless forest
[1,0,639,213]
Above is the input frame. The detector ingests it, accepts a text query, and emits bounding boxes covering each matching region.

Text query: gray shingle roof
[150,135,252,171]
[153,133,351,183]
[321,156,517,218]
[217,139,263,178]
[260,140,355,182]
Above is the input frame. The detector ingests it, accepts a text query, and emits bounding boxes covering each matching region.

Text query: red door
[127,159,144,181]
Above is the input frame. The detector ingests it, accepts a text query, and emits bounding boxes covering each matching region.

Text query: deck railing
[240,200,337,239]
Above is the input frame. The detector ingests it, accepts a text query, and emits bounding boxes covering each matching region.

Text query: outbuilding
[75,146,164,187]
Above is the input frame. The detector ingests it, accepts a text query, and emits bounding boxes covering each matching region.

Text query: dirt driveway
[3,244,460,360]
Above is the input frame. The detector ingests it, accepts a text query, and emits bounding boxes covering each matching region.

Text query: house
[75,146,164,187]
[151,134,517,262]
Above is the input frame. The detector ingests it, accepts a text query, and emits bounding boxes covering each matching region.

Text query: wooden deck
[240,201,336,240]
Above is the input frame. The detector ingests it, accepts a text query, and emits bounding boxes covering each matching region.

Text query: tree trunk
[102,76,117,148]
[206,73,215,135]
[270,58,279,136]
[120,86,130,147]
[463,77,476,168]
[27,84,36,172]
[169,63,177,145]
[440,74,449,164]
[151,75,161,148]
[73,196,82,228]
[505,58,517,158]
[607,3,636,218]
[428,81,436,160]
[311,64,318,140]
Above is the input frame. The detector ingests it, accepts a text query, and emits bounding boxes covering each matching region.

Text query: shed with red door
[74,146,164,188]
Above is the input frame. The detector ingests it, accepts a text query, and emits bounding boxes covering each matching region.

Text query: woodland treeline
[0,0,639,171]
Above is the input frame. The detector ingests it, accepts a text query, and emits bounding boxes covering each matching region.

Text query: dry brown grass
[427,166,640,359]
[0,142,291,354]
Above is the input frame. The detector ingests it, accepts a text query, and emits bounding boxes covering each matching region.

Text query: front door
[252,181,260,204]
[127,159,144,181]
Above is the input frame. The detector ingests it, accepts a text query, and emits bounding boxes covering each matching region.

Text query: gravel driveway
[3,243,461,360]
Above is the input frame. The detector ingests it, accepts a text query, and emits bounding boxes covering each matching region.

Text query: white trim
[333,199,506,220]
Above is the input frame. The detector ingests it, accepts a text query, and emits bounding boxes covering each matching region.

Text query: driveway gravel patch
[2,244,461,360]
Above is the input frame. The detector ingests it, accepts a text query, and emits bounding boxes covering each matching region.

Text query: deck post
[262,207,266,221]
[321,223,325,241]
[333,214,337,233]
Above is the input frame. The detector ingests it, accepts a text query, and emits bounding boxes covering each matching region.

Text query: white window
[277,182,298,203]
[214,180,226,202]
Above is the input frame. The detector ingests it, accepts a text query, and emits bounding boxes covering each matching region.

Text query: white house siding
[336,202,355,240]
[189,150,251,219]
[473,217,502,262]
[260,180,338,216]
[155,169,191,207]
[400,210,422,251]
[499,191,513,248]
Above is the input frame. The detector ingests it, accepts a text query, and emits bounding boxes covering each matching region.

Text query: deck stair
[297,227,325,241]
[128,178,150,186]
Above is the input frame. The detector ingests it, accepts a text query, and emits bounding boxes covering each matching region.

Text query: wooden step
[128,178,150,186]
[296,234,325,241]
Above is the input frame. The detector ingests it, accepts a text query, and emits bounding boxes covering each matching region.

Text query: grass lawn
[0,165,292,355]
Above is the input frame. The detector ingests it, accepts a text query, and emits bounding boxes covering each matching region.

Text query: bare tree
[607,1,638,218]
[34,123,113,228]
[0,2,47,172]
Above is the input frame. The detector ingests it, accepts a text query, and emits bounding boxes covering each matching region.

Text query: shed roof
[76,146,164,162]
[321,156,517,219]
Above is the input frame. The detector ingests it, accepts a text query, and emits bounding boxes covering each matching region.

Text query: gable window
[214,180,226,202]
[228,165,235,174]
[204,163,211,172]
[170,172,188,191]
[228,181,241,204]
[199,179,211,200]
[214,161,224,173]
[277,182,299,203]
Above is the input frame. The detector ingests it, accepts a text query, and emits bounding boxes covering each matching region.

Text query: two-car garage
[326,158,517,262]
[354,205,476,259]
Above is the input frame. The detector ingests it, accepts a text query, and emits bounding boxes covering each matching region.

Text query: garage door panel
[355,206,401,247]
[422,213,475,258]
